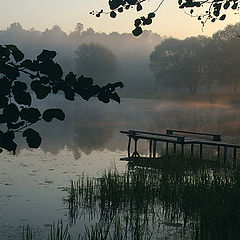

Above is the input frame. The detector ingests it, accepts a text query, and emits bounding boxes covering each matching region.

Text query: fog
[0,23,163,96]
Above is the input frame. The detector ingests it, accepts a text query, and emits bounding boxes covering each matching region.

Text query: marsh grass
[22,224,32,240]
[64,161,240,240]
[48,221,72,240]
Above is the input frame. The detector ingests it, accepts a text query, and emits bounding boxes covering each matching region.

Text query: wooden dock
[120,129,240,167]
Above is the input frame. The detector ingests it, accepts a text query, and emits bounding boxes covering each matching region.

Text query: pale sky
[1,0,240,39]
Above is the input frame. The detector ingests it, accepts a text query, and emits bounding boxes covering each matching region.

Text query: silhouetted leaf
[65,72,77,85]
[98,91,110,103]
[0,46,10,60]
[38,61,63,79]
[7,121,25,130]
[20,59,38,72]
[132,27,142,36]
[110,11,117,18]
[3,103,19,123]
[223,1,230,9]
[110,92,121,103]
[52,80,75,100]
[6,45,24,62]
[0,131,17,154]
[77,76,93,88]
[232,2,238,9]
[109,0,121,10]
[0,62,20,79]
[13,91,31,106]
[148,12,156,18]
[134,19,141,27]
[20,108,41,123]
[0,114,5,123]
[126,0,137,4]
[137,3,143,11]
[31,80,51,99]
[42,109,65,122]
[37,49,57,62]
[143,18,152,25]
[0,77,11,96]
[118,7,124,12]
[12,81,27,92]
[219,14,226,20]
[40,76,50,84]
[23,128,42,148]
[0,96,8,109]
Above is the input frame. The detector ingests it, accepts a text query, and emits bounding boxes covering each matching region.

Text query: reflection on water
[12,97,240,157]
[1,98,240,239]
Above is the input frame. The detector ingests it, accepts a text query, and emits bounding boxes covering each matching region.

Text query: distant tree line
[0,22,162,95]
[150,22,240,95]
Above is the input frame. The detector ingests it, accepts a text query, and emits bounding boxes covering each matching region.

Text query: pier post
[217,146,220,161]
[181,144,184,155]
[127,136,132,158]
[149,140,152,158]
[153,140,156,158]
[200,144,203,160]
[233,147,237,168]
[224,146,227,164]
[191,144,194,156]
[166,142,169,154]
[173,143,176,153]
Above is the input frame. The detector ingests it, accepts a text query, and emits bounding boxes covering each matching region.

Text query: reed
[21,224,33,240]
[64,165,240,240]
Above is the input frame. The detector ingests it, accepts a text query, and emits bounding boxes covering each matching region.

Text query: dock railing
[120,129,240,167]
[166,129,221,141]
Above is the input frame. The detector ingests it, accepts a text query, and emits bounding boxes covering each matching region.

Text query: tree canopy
[0,45,123,154]
[150,22,240,95]
[75,43,117,85]
[150,36,214,95]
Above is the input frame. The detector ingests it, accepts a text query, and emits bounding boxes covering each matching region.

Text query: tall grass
[64,165,240,240]
[21,224,32,240]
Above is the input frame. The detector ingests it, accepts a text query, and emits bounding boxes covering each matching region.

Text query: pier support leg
[127,137,132,158]
[217,146,220,161]
[131,137,140,157]
[191,144,194,156]
[166,142,169,154]
[224,146,227,165]
[153,140,156,158]
[173,143,176,153]
[233,148,237,168]
[181,144,184,155]
[149,140,152,158]
[200,144,203,160]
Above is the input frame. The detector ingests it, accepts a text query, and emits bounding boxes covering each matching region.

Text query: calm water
[1,97,240,239]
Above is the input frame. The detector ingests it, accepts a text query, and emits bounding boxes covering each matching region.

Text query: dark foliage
[94,0,239,36]
[0,45,124,154]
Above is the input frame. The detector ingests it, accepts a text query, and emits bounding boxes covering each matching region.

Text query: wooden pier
[120,129,240,167]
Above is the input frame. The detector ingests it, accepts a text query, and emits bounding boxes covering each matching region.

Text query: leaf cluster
[0,45,124,154]
[179,0,238,26]
[96,0,240,36]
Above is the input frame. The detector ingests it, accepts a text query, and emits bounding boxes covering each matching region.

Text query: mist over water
[11,96,240,158]
[1,98,240,239]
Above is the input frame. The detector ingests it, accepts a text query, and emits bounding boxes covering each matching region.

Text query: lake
[1,97,240,239]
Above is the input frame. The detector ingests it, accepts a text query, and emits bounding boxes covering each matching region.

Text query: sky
[1,0,240,39]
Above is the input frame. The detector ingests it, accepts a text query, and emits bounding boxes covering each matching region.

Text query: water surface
[1,97,240,239]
